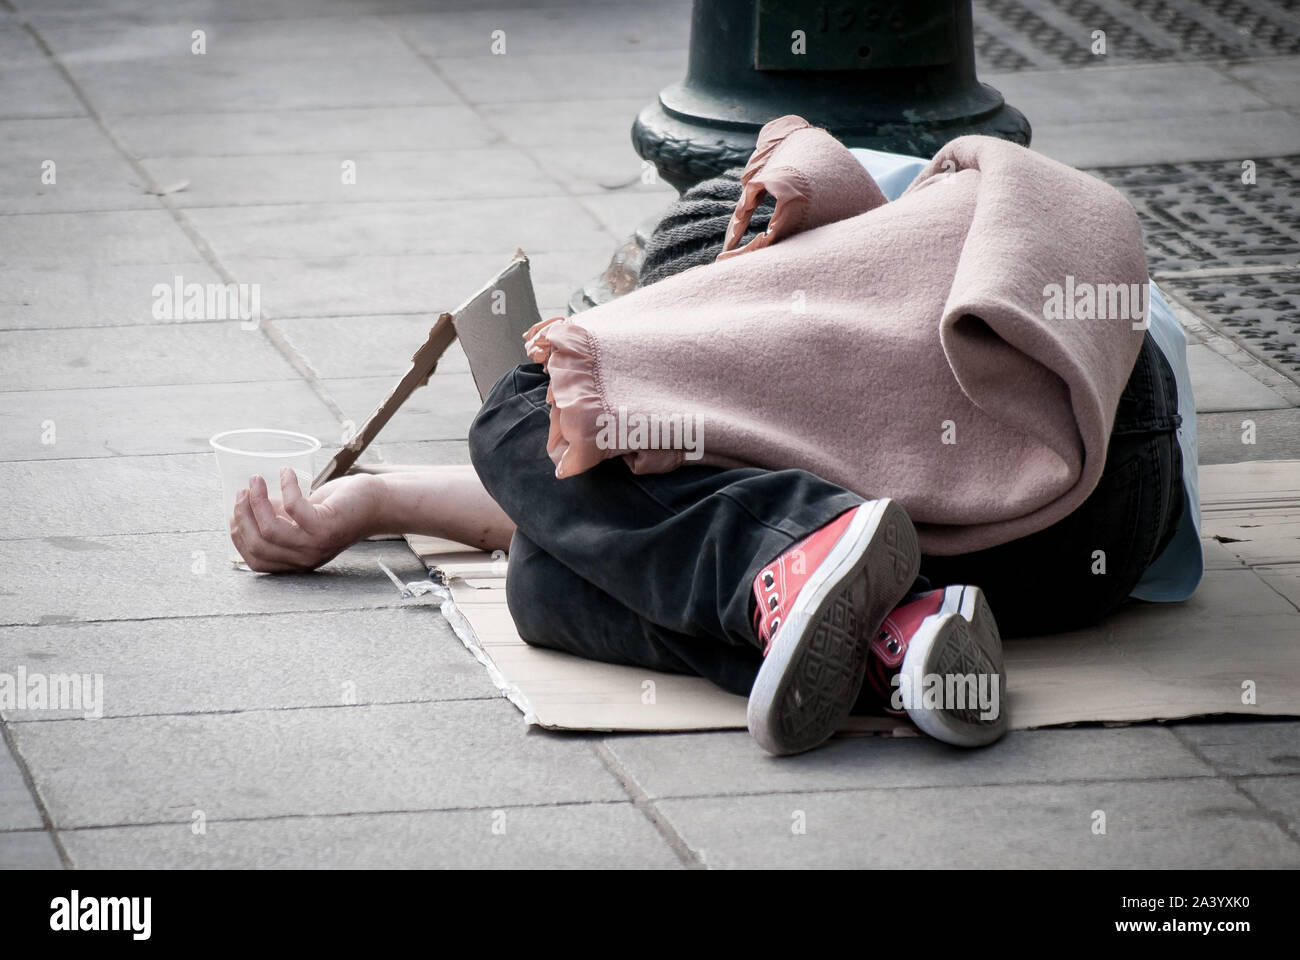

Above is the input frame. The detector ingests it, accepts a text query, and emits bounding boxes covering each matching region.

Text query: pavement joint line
[2,695,504,725]
[622,771,1280,805]
[15,14,353,427]
[0,191,579,213]
[1160,286,1300,401]
[0,718,72,868]
[381,18,623,245]
[1168,726,1300,851]
[1,376,326,395]
[0,600,436,630]
[24,771,1300,837]
[0,445,458,464]
[0,450,216,463]
[47,798,640,838]
[1206,51,1300,94]
[1154,264,1300,280]
[1249,565,1300,616]
[0,318,280,333]
[0,604,448,629]
[591,740,704,869]
[13,104,466,120]
[1,525,245,541]
[130,145,524,161]
[0,206,163,218]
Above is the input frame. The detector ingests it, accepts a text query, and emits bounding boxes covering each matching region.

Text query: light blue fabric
[848,147,1203,601]
[1129,285,1202,601]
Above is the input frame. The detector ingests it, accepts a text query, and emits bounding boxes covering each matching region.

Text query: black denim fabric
[919,332,1183,636]
[467,333,1183,700]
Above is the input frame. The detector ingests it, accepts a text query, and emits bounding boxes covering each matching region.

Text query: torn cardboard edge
[407,462,1300,735]
[313,312,456,490]
[312,249,540,490]
[407,533,903,734]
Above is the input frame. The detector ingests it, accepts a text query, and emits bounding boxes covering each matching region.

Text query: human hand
[229,468,379,572]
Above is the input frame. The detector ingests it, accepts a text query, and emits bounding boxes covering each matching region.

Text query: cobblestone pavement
[1,0,1298,868]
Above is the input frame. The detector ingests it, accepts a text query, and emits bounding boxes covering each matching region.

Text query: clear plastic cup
[209,428,321,563]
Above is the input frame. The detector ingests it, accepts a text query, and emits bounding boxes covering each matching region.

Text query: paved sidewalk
[2,0,1299,868]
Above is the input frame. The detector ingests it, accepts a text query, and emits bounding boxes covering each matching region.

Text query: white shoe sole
[899,584,1008,748]
[747,499,920,757]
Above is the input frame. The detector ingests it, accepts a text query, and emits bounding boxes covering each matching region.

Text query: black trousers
[467,334,1183,701]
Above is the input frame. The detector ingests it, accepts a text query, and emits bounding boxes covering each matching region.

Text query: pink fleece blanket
[526,116,1149,555]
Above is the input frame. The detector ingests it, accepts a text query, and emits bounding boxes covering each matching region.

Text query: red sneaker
[748,499,919,756]
[865,585,1007,747]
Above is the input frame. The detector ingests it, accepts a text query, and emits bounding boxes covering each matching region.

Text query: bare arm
[230,465,515,573]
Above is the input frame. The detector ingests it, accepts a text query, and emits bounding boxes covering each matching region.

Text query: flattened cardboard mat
[408,460,1300,733]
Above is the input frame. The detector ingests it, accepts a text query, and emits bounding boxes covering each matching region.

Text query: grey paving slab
[529,141,676,196]
[0,20,47,65]
[0,735,44,830]
[0,830,63,869]
[0,260,224,330]
[185,197,609,260]
[434,49,685,104]
[0,379,338,461]
[1256,565,1300,612]
[389,3,690,59]
[1196,408,1300,465]
[36,14,408,65]
[220,252,504,319]
[0,117,152,214]
[605,726,1212,800]
[114,105,497,158]
[1116,566,1297,621]
[0,209,197,264]
[1031,108,1300,167]
[577,190,673,238]
[140,148,559,208]
[1222,57,1300,108]
[60,802,678,869]
[274,316,470,379]
[0,63,84,120]
[656,778,1300,868]
[12,698,623,827]
[0,531,428,627]
[1187,344,1292,412]
[994,63,1274,125]
[479,97,649,147]
[18,0,434,23]
[368,439,472,467]
[326,373,482,442]
[0,453,222,539]
[64,53,458,115]
[1237,775,1300,837]
[4,0,1296,871]
[220,249,602,319]
[0,323,297,391]
[0,606,495,721]
[1173,719,1300,776]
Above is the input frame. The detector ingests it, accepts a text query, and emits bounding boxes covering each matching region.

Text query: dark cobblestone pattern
[1091,156,1300,272]
[1085,156,1300,381]
[974,0,1300,72]
[1172,271,1300,377]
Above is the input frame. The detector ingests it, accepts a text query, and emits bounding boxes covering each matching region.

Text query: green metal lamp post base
[571,0,1032,310]
[633,0,1030,193]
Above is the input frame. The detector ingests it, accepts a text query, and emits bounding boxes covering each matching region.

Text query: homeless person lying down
[228,116,1197,758]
